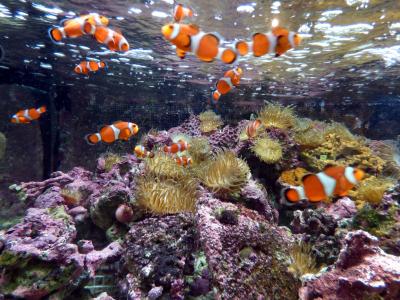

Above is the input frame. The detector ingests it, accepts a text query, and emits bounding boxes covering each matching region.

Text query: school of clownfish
[8,3,366,205]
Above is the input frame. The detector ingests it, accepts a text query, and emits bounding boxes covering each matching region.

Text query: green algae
[352,204,398,237]
[48,206,71,224]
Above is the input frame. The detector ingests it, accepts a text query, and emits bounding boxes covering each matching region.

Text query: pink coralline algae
[299,230,400,300]
[0,207,122,299]
[325,197,357,221]
[195,190,299,300]
[168,114,202,137]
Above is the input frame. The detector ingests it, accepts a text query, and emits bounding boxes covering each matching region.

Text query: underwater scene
[1,0,400,299]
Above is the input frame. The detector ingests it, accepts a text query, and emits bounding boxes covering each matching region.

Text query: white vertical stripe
[170,24,180,40]
[316,172,336,197]
[344,167,357,185]
[110,125,120,140]
[23,110,32,120]
[288,32,296,48]
[221,77,234,89]
[266,32,277,54]
[190,31,206,54]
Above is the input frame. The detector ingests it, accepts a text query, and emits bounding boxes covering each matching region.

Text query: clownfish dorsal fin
[188,24,200,34]
[301,173,315,184]
[209,32,224,44]
[323,164,336,171]
[112,120,124,125]
[60,18,73,26]
[98,124,110,132]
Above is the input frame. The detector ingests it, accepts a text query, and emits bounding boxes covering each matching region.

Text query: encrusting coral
[60,187,83,207]
[279,168,309,186]
[251,136,283,164]
[196,150,250,196]
[136,176,198,214]
[288,242,321,278]
[198,110,223,133]
[258,102,296,130]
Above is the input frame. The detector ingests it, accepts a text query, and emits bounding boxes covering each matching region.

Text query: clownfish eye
[169,25,173,29]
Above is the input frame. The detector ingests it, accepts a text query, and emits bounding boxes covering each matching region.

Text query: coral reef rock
[0,206,121,299]
[121,214,196,299]
[196,190,299,299]
[299,230,400,300]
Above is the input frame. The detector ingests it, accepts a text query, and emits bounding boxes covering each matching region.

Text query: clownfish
[91,26,129,52]
[163,140,189,154]
[85,121,139,145]
[246,119,262,138]
[48,13,109,43]
[173,3,193,22]
[161,23,237,64]
[134,145,154,159]
[74,61,106,75]
[11,106,46,124]
[235,26,301,58]
[175,156,192,166]
[282,165,365,204]
[212,67,242,102]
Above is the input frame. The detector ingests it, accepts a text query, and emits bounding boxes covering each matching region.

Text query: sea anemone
[115,204,134,224]
[136,176,197,214]
[145,152,187,180]
[198,110,223,133]
[188,137,211,165]
[60,187,82,206]
[251,136,283,164]
[288,242,321,278]
[171,132,191,144]
[196,150,250,195]
[103,152,123,172]
[323,122,355,142]
[257,102,296,130]
[353,177,396,207]
[294,128,325,149]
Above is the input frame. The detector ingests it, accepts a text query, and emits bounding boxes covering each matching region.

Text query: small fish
[91,26,129,52]
[175,156,192,166]
[134,145,154,159]
[282,165,364,204]
[85,121,138,145]
[74,61,106,75]
[48,13,109,42]
[246,119,262,138]
[161,23,237,64]
[235,26,301,58]
[212,67,242,102]
[173,3,193,22]
[163,139,189,154]
[11,106,46,124]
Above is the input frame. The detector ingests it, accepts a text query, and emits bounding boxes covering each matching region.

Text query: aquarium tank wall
[0,0,399,299]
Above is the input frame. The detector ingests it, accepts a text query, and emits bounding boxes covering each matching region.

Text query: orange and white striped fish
[175,156,192,166]
[212,67,242,102]
[282,165,364,204]
[235,26,301,58]
[11,106,46,124]
[48,13,109,42]
[163,140,190,154]
[74,61,106,75]
[173,3,193,22]
[91,26,129,52]
[134,145,154,159]
[246,119,262,138]
[86,121,139,145]
[161,23,237,64]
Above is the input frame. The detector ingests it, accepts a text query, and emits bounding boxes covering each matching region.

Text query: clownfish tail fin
[48,27,63,43]
[85,134,98,145]
[38,106,47,114]
[281,186,305,205]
